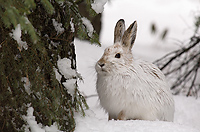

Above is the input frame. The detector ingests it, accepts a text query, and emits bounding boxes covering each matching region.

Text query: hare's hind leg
[117,110,126,120]
[108,110,126,120]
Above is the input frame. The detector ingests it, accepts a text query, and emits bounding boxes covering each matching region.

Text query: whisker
[84,94,98,99]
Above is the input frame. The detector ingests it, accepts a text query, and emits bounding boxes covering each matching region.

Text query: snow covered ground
[74,0,200,131]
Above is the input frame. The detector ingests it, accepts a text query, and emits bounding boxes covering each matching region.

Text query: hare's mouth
[99,68,107,73]
[97,67,108,74]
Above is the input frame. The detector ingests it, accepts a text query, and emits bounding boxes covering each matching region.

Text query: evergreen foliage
[0,0,99,131]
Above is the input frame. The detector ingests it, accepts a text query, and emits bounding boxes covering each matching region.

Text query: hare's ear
[122,21,137,50]
[114,19,125,43]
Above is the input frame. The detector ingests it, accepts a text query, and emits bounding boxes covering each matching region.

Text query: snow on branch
[55,58,79,96]
[52,19,65,34]
[91,0,108,14]
[10,24,28,51]
[23,107,63,132]
[81,17,94,38]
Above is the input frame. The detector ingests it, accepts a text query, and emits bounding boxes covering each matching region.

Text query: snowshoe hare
[95,19,174,121]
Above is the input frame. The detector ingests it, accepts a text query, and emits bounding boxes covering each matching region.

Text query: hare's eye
[115,53,121,58]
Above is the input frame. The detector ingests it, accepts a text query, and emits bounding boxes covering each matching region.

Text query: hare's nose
[98,63,105,68]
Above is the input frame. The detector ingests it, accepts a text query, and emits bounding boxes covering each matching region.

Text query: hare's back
[132,59,168,87]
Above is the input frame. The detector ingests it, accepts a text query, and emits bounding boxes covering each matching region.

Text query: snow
[52,19,64,34]
[70,18,75,32]
[75,110,199,132]
[81,17,94,37]
[21,77,32,95]
[57,58,76,79]
[56,58,78,96]
[23,107,63,132]
[174,96,200,130]
[62,79,76,96]
[10,24,28,51]
[91,0,108,14]
[23,107,45,132]
[54,68,62,82]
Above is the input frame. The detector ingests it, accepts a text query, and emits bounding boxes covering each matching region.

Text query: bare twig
[84,94,98,99]
[154,36,200,97]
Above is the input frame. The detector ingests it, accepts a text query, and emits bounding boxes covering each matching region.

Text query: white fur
[95,20,174,121]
